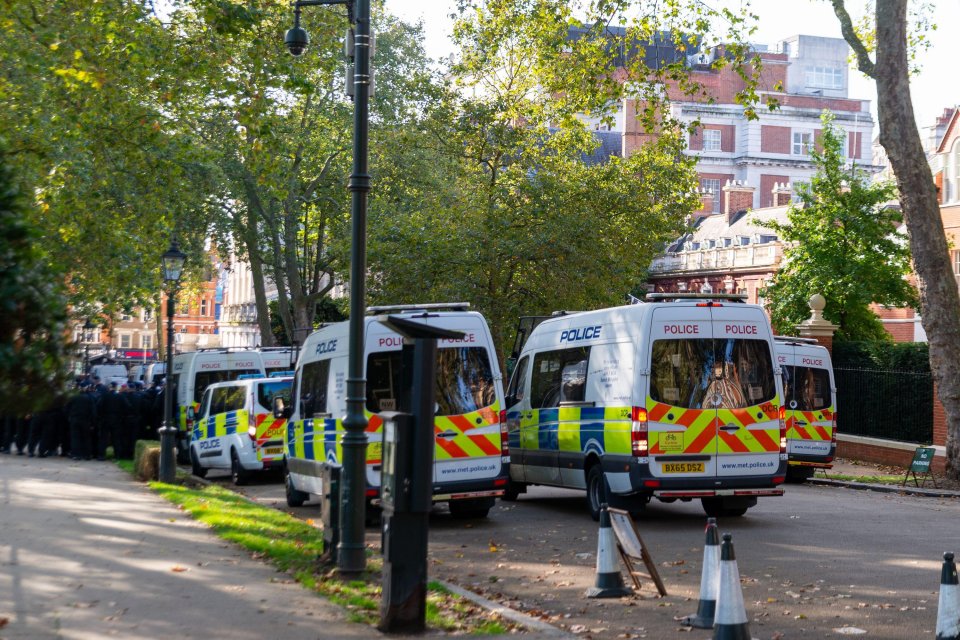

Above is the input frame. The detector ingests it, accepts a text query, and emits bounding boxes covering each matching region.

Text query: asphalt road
[216,471,959,639]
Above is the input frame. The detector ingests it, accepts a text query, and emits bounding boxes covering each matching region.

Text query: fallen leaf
[170,566,188,573]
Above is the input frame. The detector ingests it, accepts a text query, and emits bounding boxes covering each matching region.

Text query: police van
[774,336,837,482]
[258,347,296,377]
[171,349,266,461]
[282,303,509,518]
[503,293,787,519]
[189,376,293,484]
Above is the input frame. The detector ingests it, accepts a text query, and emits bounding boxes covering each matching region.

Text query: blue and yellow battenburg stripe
[508,406,633,456]
[287,402,502,466]
[194,409,250,441]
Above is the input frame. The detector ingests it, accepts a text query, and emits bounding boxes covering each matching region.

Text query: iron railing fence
[833,367,934,444]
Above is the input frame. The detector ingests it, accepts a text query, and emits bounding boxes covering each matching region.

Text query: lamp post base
[158,425,178,483]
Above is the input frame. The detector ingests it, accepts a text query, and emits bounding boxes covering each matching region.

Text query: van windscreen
[783,365,831,411]
[366,347,496,416]
[651,339,776,409]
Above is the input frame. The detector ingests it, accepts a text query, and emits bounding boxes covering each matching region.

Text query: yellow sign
[662,462,705,474]
[660,431,684,452]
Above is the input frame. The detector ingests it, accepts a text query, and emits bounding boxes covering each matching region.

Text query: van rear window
[783,365,831,411]
[651,339,776,409]
[365,347,496,416]
[257,380,293,411]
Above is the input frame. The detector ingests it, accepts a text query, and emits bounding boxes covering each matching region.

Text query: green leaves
[761,113,917,341]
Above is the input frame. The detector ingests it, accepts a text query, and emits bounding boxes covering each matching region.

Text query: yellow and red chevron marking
[433,403,502,460]
[786,408,834,441]
[254,413,287,446]
[646,400,780,455]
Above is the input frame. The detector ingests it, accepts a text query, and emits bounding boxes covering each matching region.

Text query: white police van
[282,303,509,518]
[774,336,837,482]
[504,293,787,519]
[171,349,266,461]
[190,376,293,485]
[258,347,295,377]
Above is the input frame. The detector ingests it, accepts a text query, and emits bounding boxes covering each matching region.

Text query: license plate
[662,462,705,474]
[263,447,283,456]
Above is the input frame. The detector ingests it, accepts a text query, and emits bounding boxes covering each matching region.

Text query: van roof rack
[366,302,471,314]
[774,335,820,344]
[186,347,262,354]
[258,346,292,352]
[645,293,748,302]
[550,310,583,317]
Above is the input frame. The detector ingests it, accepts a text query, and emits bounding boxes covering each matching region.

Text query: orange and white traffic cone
[712,533,751,640]
[937,552,960,640]
[585,504,632,599]
[682,517,720,628]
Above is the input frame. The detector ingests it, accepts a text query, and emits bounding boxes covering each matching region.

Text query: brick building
[572,29,877,211]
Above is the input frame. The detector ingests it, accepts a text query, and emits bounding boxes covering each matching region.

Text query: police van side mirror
[272,396,291,420]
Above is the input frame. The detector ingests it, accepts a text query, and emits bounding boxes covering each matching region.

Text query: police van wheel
[586,465,607,521]
[190,448,207,479]
[502,480,526,502]
[285,471,307,507]
[786,467,815,483]
[701,497,749,518]
[231,450,249,486]
[449,498,492,519]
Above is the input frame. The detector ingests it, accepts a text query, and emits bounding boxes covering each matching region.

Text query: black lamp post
[159,241,186,483]
[285,0,371,576]
[82,319,95,374]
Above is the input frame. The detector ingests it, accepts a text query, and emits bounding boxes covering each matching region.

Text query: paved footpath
[0,454,379,640]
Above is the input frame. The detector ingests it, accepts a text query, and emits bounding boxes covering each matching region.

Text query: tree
[0,143,70,413]
[0,1,216,317]
[830,0,960,477]
[366,2,705,350]
[761,114,917,341]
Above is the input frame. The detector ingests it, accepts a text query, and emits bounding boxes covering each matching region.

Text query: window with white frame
[703,129,722,152]
[949,139,960,204]
[201,299,208,316]
[793,132,813,155]
[700,178,721,213]
[141,335,152,349]
[805,66,844,90]
[119,334,132,348]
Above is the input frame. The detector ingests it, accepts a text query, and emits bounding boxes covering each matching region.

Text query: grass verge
[826,473,906,484]
[146,478,509,634]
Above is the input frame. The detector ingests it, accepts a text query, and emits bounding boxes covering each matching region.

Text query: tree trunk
[241,231,276,347]
[873,0,960,477]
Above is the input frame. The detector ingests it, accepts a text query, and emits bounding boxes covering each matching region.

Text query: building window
[791,181,808,203]
[201,299,208,316]
[700,178,721,213]
[703,129,722,152]
[952,250,960,276]
[143,310,152,323]
[793,132,813,156]
[119,334,132,348]
[805,66,844,90]
[142,335,152,349]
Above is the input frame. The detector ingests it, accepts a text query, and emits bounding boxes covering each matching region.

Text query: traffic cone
[682,517,720,628]
[585,504,632,598]
[712,533,751,640]
[937,552,960,640]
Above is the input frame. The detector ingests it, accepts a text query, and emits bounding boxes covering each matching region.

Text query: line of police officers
[0,374,166,460]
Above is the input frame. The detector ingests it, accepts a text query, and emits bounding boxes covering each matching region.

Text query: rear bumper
[604,454,786,498]
[431,474,508,501]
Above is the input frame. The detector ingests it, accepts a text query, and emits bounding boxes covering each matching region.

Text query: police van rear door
[647,306,718,479]
[783,344,835,459]
[710,306,781,478]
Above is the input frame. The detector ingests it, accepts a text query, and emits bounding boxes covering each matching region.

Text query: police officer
[97,382,127,461]
[66,383,97,460]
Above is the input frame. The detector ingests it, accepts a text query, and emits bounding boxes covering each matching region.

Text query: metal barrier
[834,367,934,444]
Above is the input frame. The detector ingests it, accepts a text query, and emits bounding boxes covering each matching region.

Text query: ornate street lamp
[285,0,371,576]
[159,241,186,483]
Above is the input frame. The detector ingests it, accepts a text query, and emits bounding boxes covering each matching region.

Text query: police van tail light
[499,410,509,455]
[831,414,838,442]
[631,407,648,457]
[247,426,257,443]
[778,406,787,453]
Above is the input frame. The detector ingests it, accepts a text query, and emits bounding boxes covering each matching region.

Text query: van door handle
[437,430,458,438]
[795,421,808,427]
[719,424,740,432]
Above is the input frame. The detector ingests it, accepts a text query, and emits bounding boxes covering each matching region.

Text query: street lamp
[285,0,371,576]
[159,240,186,484]
[83,319,94,374]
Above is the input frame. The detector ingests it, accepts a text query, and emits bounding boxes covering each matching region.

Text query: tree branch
[830,0,877,78]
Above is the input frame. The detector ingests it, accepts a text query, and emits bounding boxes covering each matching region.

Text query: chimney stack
[722,180,756,223]
[772,182,793,207]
